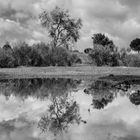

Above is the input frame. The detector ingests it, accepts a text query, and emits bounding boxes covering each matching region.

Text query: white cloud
[0,0,140,51]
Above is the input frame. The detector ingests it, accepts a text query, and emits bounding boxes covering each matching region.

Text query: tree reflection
[0,78,83,136]
[129,90,140,105]
[84,80,116,109]
[0,78,81,100]
[92,93,114,109]
[38,97,81,135]
[84,79,140,109]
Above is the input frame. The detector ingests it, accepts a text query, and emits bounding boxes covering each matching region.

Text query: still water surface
[0,78,140,140]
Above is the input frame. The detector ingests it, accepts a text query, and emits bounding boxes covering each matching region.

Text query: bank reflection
[84,79,140,109]
[0,78,81,99]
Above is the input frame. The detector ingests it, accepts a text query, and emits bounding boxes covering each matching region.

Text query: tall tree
[130,38,140,53]
[39,7,82,49]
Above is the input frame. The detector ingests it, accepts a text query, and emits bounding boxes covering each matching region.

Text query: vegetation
[0,42,81,68]
[130,38,140,53]
[85,33,120,66]
[84,33,140,67]
[0,7,140,68]
[0,7,83,68]
[84,79,140,109]
[92,33,114,46]
[39,6,82,49]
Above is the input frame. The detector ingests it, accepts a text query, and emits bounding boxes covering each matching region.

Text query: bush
[119,50,140,67]
[0,42,81,68]
[89,45,120,66]
[33,43,51,66]
[127,54,140,67]
[50,47,69,66]
[0,48,16,68]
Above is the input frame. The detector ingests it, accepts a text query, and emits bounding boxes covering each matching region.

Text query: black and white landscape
[0,0,140,140]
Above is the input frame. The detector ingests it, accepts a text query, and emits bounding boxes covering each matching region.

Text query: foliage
[119,51,140,67]
[85,33,120,66]
[0,42,81,68]
[50,47,71,66]
[0,48,15,68]
[127,54,140,67]
[89,45,120,66]
[39,6,82,49]
[13,42,42,66]
[130,38,140,52]
[92,33,114,46]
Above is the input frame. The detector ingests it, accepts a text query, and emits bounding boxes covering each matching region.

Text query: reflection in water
[0,78,82,137]
[38,98,81,135]
[84,80,116,109]
[0,78,140,139]
[84,80,140,109]
[129,90,140,105]
[0,78,81,100]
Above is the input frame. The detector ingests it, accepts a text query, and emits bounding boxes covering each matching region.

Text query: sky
[0,0,140,51]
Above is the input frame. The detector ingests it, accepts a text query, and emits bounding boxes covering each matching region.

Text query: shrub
[89,45,120,66]
[0,42,81,68]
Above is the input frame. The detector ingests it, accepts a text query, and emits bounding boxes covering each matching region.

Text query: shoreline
[0,66,140,81]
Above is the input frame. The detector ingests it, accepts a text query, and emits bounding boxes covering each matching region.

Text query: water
[0,78,140,140]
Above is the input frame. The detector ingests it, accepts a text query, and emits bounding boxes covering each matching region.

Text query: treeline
[84,33,140,67]
[0,42,81,68]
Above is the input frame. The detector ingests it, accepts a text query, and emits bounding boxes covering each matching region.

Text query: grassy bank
[0,66,140,80]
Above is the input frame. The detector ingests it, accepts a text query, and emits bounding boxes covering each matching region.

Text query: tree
[130,38,140,52]
[39,7,82,49]
[3,42,12,51]
[87,33,120,66]
[92,33,114,47]
[89,45,119,66]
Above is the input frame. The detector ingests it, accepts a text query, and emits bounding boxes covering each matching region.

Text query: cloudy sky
[0,0,140,51]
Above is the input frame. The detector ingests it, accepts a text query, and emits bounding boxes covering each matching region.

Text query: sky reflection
[0,78,140,140]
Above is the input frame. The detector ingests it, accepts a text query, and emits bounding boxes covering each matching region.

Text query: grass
[0,66,140,80]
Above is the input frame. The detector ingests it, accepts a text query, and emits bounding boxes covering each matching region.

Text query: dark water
[0,78,140,140]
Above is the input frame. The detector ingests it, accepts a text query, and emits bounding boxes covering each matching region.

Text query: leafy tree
[39,7,82,49]
[0,49,15,68]
[92,33,114,47]
[89,45,119,66]
[0,43,15,68]
[86,33,120,66]
[130,38,140,52]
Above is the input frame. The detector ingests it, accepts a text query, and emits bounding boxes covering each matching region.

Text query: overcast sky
[0,0,140,51]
